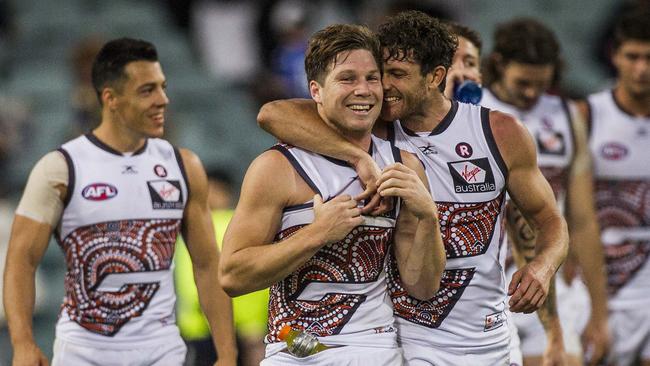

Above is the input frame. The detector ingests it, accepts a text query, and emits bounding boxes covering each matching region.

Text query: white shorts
[607,307,650,365]
[401,342,510,366]
[261,346,403,366]
[511,277,586,357]
[508,313,523,366]
[52,336,187,366]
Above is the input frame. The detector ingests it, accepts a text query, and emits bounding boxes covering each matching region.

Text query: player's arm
[257,99,384,213]
[569,100,610,365]
[219,150,363,297]
[505,203,567,362]
[378,152,445,300]
[178,148,237,366]
[491,110,569,313]
[4,151,68,366]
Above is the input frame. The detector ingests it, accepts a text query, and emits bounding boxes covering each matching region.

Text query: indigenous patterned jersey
[265,136,401,353]
[588,90,650,309]
[482,89,575,208]
[55,134,187,347]
[387,101,509,353]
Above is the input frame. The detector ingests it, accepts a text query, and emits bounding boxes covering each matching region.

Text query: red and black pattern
[266,224,392,342]
[59,219,180,336]
[387,253,475,328]
[437,193,505,259]
[595,179,650,295]
[540,166,568,201]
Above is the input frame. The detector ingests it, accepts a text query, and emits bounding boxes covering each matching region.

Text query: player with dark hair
[221,23,445,366]
[580,9,650,366]
[257,11,568,365]
[3,37,237,365]
[481,18,610,366]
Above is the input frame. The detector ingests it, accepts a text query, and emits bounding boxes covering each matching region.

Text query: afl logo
[154,164,168,177]
[600,142,628,160]
[82,183,118,201]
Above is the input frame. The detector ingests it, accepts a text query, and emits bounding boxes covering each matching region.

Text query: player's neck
[317,108,373,151]
[614,84,650,117]
[402,94,451,133]
[93,118,147,154]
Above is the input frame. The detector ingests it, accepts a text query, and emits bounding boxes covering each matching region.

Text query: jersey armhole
[173,147,191,198]
[480,107,509,182]
[268,144,323,198]
[57,148,75,209]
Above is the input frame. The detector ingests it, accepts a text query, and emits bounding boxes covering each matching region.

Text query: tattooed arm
[506,202,568,365]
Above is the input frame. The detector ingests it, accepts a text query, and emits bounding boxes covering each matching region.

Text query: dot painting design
[59,219,180,336]
[266,224,393,342]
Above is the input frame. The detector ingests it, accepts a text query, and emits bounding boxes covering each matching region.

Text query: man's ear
[428,65,447,91]
[309,80,323,104]
[101,87,118,110]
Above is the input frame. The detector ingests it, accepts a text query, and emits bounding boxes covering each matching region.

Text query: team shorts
[607,307,650,366]
[401,341,510,366]
[52,335,186,366]
[261,345,403,366]
[508,313,523,366]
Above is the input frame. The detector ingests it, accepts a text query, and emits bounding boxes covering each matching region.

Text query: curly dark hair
[378,10,457,91]
[304,24,381,85]
[91,38,158,103]
[445,21,482,56]
[483,18,563,88]
[613,9,650,50]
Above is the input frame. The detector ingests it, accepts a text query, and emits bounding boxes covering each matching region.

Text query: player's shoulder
[487,109,530,142]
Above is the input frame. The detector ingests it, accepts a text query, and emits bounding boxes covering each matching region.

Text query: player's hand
[377,163,436,220]
[352,153,391,215]
[444,66,482,100]
[582,314,610,366]
[312,194,363,244]
[542,335,568,366]
[12,342,48,366]
[508,259,553,313]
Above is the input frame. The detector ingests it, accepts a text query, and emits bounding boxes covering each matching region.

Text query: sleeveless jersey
[264,136,401,354]
[55,134,188,348]
[482,89,575,208]
[387,101,510,353]
[587,90,650,309]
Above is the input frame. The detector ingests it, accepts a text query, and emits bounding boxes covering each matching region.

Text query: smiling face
[381,52,429,122]
[310,49,382,136]
[613,40,650,99]
[109,61,169,138]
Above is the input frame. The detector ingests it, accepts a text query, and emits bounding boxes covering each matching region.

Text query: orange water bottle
[278,325,329,357]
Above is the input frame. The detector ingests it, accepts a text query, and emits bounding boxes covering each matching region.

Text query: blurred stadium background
[0,0,627,364]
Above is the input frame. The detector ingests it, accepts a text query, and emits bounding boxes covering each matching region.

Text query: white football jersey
[588,90,650,309]
[387,101,510,353]
[54,134,187,348]
[482,89,575,208]
[264,136,401,356]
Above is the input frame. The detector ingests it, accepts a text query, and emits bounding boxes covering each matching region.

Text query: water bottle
[278,325,329,357]
[454,80,482,105]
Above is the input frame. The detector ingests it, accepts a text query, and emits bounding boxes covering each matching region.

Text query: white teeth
[384,96,400,102]
[349,104,370,111]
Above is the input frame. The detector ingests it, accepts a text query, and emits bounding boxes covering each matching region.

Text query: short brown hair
[304,24,381,85]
